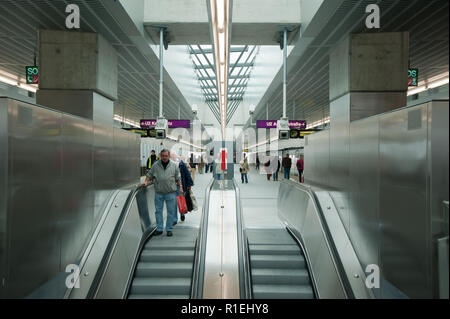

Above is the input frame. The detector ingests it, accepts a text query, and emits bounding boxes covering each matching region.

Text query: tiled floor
[234,165,285,229]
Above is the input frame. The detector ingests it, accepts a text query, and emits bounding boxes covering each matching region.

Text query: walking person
[282,153,292,180]
[255,155,260,171]
[264,159,272,181]
[174,154,193,224]
[146,150,159,173]
[142,149,182,237]
[189,153,196,182]
[240,154,250,184]
[273,156,280,181]
[296,155,304,183]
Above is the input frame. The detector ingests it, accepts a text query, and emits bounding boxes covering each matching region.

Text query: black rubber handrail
[233,179,252,299]
[190,178,215,299]
[86,184,155,299]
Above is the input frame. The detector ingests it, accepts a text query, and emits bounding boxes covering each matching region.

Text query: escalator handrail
[87,183,155,299]
[233,179,252,299]
[280,180,374,299]
[280,181,352,298]
[191,178,215,299]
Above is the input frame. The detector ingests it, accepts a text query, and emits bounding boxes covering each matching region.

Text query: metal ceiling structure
[0,0,194,126]
[189,44,258,124]
[250,0,449,129]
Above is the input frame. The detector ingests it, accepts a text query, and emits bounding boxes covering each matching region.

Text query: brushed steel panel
[348,115,380,296]
[379,103,429,298]
[96,200,143,299]
[1,98,141,298]
[59,114,94,270]
[278,182,347,298]
[329,94,351,232]
[7,100,62,298]
[0,99,8,298]
[428,100,449,297]
[203,187,240,299]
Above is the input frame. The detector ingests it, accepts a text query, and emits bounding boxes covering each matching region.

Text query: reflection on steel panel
[302,99,449,298]
[278,182,347,299]
[379,103,429,298]
[348,115,380,298]
[0,97,140,298]
[203,181,240,299]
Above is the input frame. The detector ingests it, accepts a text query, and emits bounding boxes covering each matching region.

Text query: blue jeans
[241,173,248,183]
[217,174,222,180]
[155,191,177,232]
[284,168,290,180]
[273,171,278,181]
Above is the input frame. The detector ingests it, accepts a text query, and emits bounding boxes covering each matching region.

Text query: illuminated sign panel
[140,119,190,129]
[408,68,418,87]
[25,66,39,84]
[257,120,307,129]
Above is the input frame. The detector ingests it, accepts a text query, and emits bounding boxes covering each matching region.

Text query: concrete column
[329,32,410,122]
[36,30,118,127]
[326,32,410,236]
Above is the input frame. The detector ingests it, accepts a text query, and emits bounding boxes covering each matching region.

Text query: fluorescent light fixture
[18,83,37,93]
[0,73,38,93]
[210,0,230,138]
[428,77,449,89]
[407,72,449,96]
[407,86,426,96]
[216,0,225,31]
[0,75,18,86]
[114,114,140,128]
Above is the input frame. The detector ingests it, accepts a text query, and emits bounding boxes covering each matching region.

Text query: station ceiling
[0,0,448,130]
[0,0,194,125]
[250,0,449,128]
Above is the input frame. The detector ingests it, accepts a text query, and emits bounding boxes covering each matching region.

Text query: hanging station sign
[140,119,191,129]
[256,120,307,129]
[408,68,419,87]
[25,66,39,84]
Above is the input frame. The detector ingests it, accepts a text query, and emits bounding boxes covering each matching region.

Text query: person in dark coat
[173,154,194,223]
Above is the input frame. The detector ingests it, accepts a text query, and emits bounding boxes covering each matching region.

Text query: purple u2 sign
[140,119,191,129]
[257,120,306,129]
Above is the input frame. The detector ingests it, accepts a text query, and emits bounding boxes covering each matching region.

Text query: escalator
[66,174,372,299]
[128,227,197,299]
[247,229,314,299]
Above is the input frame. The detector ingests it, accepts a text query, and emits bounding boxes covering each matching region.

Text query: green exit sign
[26,66,39,84]
[408,68,418,87]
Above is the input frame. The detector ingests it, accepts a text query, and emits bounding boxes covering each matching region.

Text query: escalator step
[135,262,193,277]
[128,294,190,299]
[252,284,314,299]
[251,268,310,285]
[249,244,301,255]
[250,255,305,269]
[130,277,191,295]
[140,250,194,262]
[145,242,196,250]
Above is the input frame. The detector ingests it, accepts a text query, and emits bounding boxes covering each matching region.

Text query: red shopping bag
[177,195,188,214]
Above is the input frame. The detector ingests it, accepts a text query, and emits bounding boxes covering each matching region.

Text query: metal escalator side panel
[191,178,215,299]
[202,181,240,299]
[233,179,252,299]
[277,181,347,299]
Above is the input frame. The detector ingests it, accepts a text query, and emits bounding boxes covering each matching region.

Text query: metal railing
[233,179,252,299]
[190,178,215,299]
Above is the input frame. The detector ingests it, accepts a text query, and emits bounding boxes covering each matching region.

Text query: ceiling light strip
[210,0,230,138]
